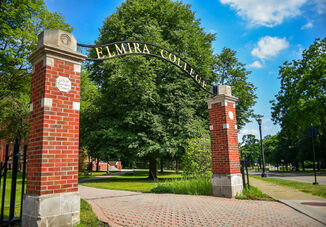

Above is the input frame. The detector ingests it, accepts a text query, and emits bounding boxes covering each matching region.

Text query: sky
[45,0,326,141]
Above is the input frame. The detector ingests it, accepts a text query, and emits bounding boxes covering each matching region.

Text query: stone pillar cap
[38,29,77,52]
[206,85,238,104]
[216,85,232,96]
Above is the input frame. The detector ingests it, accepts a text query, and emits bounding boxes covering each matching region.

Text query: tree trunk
[317,160,320,171]
[176,159,179,174]
[160,158,164,174]
[107,161,110,175]
[302,161,305,171]
[148,156,157,180]
[295,161,299,171]
[96,159,99,172]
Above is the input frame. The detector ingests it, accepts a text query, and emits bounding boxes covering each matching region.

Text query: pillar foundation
[212,174,243,198]
[22,192,80,227]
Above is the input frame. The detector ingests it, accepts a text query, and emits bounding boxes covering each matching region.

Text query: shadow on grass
[79,170,183,193]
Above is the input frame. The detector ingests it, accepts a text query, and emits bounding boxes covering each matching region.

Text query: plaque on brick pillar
[206,85,243,198]
[23,30,87,227]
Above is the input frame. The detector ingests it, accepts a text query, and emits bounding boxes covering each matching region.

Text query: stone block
[217,85,232,96]
[22,192,80,227]
[212,174,243,198]
[37,30,77,52]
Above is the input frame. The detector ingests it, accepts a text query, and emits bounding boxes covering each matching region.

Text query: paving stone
[79,185,324,226]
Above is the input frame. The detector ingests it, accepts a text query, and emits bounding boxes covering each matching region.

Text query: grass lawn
[79,170,182,192]
[151,177,212,195]
[235,186,273,201]
[75,199,102,227]
[0,171,25,219]
[250,175,326,198]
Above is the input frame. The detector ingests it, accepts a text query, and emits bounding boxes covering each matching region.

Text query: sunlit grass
[151,177,212,195]
[74,199,102,227]
[79,170,183,192]
[235,185,273,200]
[0,172,25,219]
[250,175,326,198]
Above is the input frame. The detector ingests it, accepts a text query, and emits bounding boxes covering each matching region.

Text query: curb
[276,199,326,226]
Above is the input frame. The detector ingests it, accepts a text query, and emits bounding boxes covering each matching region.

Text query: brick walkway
[79,185,324,227]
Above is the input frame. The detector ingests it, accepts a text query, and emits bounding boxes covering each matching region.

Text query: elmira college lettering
[78,41,210,93]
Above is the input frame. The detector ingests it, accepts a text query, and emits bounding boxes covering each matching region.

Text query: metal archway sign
[77,41,214,95]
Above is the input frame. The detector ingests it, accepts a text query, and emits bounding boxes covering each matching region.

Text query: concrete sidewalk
[249,171,326,185]
[250,177,326,225]
[79,185,323,226]
[78,170,134,183]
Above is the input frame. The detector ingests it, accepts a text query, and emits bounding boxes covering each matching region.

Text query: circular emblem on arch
[56,76,71,93]
[60,34,71,46]
[228,111,234,120]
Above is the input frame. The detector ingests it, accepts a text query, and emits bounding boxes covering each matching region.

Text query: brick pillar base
[22,30,86,226]
[206,85,243,198]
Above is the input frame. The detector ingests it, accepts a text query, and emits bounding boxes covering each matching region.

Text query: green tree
[0,0,72,141]
[79,69,101,167]
[239,134,260,166]
[262,134,279,164]
[87,0,215,179]
[271,38,326,169]
[213,48,258,128]
[182,126,211,177]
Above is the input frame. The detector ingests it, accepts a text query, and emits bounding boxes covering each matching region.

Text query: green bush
[151,177,212,195]
[235,186,272,200]
[182,134,212,177]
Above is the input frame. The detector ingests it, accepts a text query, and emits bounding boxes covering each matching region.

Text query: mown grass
[151,177,212,195]
[250,175,326,198]
[79,170,182,192]
[235,185,273,200]
[0,171,25,219]
[75,199,102,227]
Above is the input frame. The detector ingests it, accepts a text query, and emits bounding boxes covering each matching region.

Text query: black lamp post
[257,119,267,177]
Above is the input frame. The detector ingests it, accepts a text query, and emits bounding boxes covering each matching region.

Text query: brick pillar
[22,30,86,226]
[206,85,243,198]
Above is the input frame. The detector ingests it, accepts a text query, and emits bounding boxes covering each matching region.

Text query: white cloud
[311,0,326,14]
[220,0,307,27]
[301,22,313,29]
[251,36,289,60]
[248,61,263,68]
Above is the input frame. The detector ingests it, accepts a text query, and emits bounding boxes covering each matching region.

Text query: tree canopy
[0,0,72,141]
[85,0,215,179]
[82,0,258,178]
[271,37,326,169]
[213,47,258,128]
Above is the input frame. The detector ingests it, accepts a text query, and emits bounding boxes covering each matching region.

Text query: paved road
[250,171,326,185]
[79,185,323,227]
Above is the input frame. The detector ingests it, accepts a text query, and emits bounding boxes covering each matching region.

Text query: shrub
[235,186,272,200]
[151,177,212,195]
[182,134,211,177]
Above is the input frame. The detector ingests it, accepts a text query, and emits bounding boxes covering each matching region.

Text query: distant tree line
[240,38,326,171]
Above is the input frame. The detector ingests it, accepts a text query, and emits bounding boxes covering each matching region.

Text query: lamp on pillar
[257,118,267,177]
